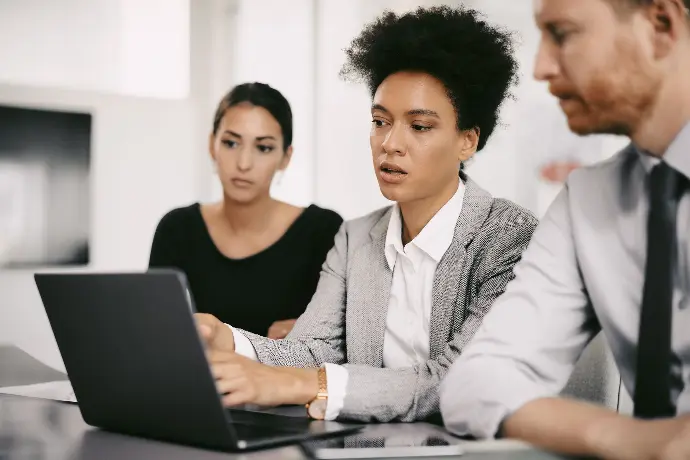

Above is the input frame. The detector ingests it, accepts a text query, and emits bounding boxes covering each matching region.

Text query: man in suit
[194,6,538,423]
[440,0,690,458]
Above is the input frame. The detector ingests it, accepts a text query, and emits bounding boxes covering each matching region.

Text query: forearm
[503,398,621,455]
[339,365,427,422]
[235,328,326,367]
[503,398,690,459]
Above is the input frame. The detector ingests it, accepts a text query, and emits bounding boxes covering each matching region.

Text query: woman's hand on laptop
[195,313,235,352]
[208,351,318,407]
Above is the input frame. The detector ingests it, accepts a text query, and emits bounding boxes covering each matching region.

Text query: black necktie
[634,161,684,419]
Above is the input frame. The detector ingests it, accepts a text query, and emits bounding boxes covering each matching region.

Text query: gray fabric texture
[238,175,538,422]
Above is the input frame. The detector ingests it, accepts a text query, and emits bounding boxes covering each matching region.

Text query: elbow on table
[439,367,475,437]
[439,359,518,440]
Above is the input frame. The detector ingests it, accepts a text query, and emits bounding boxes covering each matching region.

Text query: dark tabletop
[0,345,572,460]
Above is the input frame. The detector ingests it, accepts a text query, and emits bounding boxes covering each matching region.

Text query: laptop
[34,269,361,452]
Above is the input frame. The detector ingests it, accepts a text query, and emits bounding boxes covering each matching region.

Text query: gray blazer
[237,176,538,422]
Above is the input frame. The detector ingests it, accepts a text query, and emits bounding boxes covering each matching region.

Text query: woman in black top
[149,83,343,337]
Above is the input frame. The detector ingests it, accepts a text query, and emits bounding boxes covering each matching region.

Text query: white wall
[313,0,387,220]
[0,0,190,99]
[0,0,213,370]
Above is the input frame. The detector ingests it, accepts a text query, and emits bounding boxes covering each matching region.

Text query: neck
[399,176,459,245]
[631,63,690,156]
[220,194,276,234]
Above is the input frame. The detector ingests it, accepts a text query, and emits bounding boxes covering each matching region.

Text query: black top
[148,203,343,335]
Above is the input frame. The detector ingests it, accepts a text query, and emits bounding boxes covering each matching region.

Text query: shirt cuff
[227,324,258,361]
[323,363,348,421]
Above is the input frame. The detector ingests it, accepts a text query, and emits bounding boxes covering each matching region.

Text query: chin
[567,116,631,137]
[224,191,260,205]
[566,119,597,136]
[378,184,406,203]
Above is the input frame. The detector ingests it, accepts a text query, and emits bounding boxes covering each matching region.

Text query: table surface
[0,345,573,460]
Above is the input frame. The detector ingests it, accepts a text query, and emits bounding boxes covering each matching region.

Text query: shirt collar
[635,121,690,180]
[384,180,466,270]
[385,207,405,270]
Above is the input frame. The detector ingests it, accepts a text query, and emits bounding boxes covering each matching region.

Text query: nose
[236,146,253,172]
[381,122,406,156]
[533,38,559,82]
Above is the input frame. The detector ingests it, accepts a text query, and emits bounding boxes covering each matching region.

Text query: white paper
[0,380,76,403]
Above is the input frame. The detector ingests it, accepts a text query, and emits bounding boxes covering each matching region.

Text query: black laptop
[34,269,360,452]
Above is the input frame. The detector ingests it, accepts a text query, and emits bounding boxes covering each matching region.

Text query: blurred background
[0,0,629,370]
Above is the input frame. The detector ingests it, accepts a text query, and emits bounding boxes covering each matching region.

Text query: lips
[380,161,407,175]
[550,86,580,102]
[556,94,578,102]
[557,96,582,112]
[378,160,408,185]
[231,178,253,187]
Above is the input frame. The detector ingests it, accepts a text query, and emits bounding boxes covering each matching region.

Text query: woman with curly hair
[194,6,539,423]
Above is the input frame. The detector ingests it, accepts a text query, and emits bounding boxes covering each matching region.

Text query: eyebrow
[371,104,440,118]
[408,109,440,118]
[223,130,276,142]
[540,18,576,30]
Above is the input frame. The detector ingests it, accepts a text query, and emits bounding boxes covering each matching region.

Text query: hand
[194,313,235,352]
[208,350,318,407]
[267,319,297,339]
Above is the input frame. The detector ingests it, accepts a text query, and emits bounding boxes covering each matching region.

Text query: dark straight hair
[212,82,293,151]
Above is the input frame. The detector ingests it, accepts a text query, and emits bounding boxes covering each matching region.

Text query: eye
[372,119,386,128]
[553,31,568,45]
[222,139,238,149]
[548,26,571,45]
[412,124,431,132]
[257,145,275,153]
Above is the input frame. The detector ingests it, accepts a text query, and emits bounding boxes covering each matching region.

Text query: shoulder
[154,203,201,234]
[473,198,538,265]
[344,206,390,232]
[335,206,392,249]
[304,204,344,229]
[485,198,539,234]
[296,205,344,250]
[566,145,634,192]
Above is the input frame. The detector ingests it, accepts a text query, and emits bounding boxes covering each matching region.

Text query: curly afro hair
[340,6,519,151]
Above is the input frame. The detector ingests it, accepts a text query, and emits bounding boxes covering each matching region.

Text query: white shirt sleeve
[323,363,349,420]
[440,188,597,439]
[227,325,258,361]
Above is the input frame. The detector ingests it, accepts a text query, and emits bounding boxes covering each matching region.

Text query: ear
[645,0,688,58]
[458,127,480,163]
[278,145,293,171]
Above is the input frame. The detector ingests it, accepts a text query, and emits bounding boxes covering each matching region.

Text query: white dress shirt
[231,180,465,419]
[440,122,690,439]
